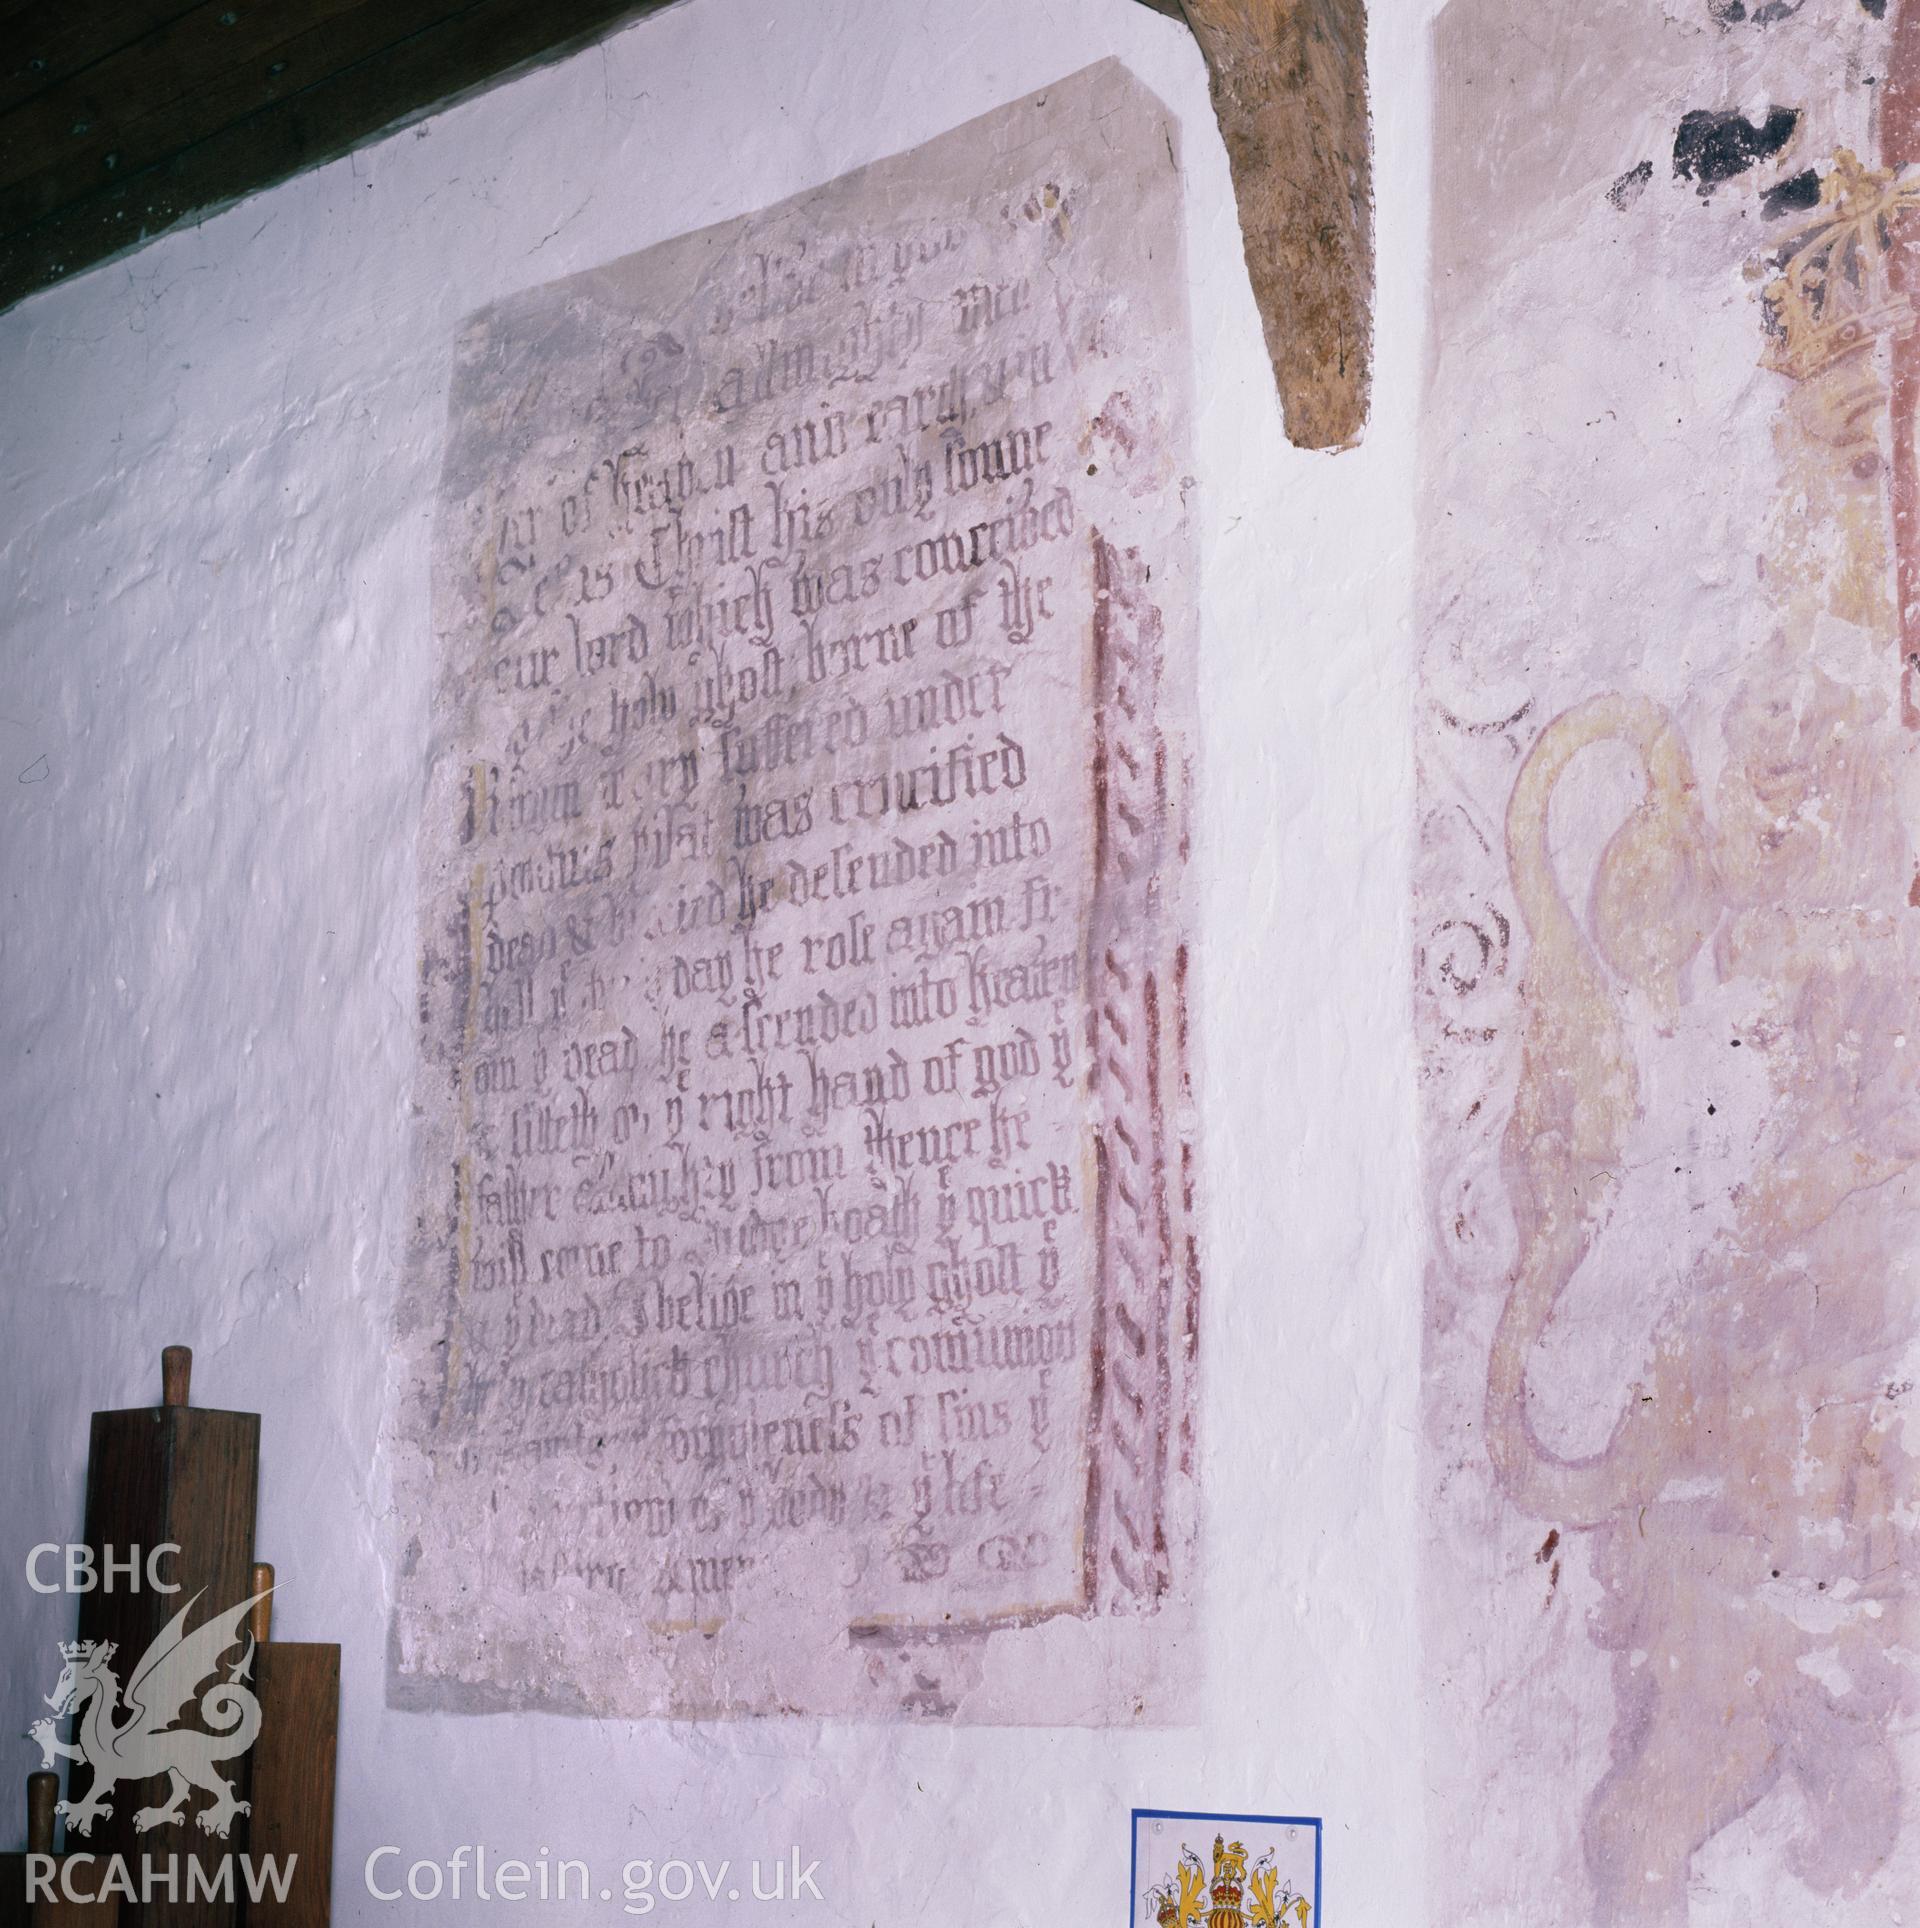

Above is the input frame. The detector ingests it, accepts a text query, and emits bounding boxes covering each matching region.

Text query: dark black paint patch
[1864,0,1888,17]
[1673,106,1800,195]
[1762,168,1822,218]
[1609,160,1654,209]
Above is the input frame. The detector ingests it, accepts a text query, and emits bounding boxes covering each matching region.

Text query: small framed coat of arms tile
[1130,1809,1321,1928]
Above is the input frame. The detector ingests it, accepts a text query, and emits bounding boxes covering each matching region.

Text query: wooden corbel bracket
[1152,0,1375,450]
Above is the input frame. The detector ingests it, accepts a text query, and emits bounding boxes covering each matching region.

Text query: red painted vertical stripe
[1884,1,1920,718]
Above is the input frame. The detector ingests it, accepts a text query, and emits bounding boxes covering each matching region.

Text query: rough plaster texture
[0,0,1429,1918]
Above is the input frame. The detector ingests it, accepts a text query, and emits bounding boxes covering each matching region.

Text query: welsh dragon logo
[28,1588,267,1840]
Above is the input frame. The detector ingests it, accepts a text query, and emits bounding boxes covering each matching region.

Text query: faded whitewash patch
[386,59,1202,1723]
[1420,0,1919,1920]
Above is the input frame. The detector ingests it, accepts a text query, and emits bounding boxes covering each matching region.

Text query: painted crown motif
[58,1639,112,1664]
[1207,1835,1250,1925]
[1147,1830,1302,1928]
[1759,150,1920,380]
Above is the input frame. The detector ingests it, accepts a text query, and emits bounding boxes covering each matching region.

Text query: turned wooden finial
[250,1564,275,1645]
[27,1770,57,1855]
[161,1346,192,1408]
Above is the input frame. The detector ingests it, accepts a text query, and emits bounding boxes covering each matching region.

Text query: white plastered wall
[0,0,1432,1918]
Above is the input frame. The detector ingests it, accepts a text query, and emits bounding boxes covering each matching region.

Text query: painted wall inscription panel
[388,60,1199,1722]
[1419,3,1920,1920]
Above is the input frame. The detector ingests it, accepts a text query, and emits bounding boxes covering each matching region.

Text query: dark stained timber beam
[1174,0,1374,450]
[0,0,678,315]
